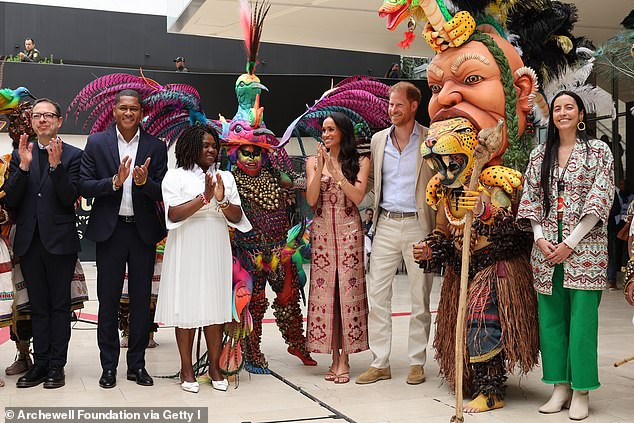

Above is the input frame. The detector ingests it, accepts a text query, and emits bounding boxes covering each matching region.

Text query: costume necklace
[555,145,574,224]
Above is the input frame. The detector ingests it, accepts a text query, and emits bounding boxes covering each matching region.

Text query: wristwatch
[112,175,121,191]
[49,161,61,173]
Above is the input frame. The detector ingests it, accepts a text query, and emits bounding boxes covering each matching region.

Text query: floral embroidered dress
[306,175,369,354]
[517,139,614,294]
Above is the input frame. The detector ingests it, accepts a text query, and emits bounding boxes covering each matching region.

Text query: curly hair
[175,124,220,170]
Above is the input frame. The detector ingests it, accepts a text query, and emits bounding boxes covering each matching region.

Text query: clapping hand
[47,137,63,168]
[115,156,132,188]
[133,157,150,186]
[18,134,33,171]
[214,172,225,201]
[204,172,215,202]
[323,147,343,181]
[315,144,326,173]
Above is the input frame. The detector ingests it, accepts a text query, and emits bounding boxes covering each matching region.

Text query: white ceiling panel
[169,0,633,58]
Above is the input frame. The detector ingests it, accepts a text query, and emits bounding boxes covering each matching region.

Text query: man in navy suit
[5,98,82,389]
[79,89,167,388]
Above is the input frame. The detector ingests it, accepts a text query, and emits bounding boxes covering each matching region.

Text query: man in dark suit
[79,89,167,388]
[5,98,82,389]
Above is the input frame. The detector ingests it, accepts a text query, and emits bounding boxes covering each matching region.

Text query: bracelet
[112,175,121,191]
[218,196,230,209]
[200,193,209,205]
[336,177,347,188]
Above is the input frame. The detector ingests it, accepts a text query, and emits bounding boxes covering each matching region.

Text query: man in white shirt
[79,90,168,389]
[357,82,435,385]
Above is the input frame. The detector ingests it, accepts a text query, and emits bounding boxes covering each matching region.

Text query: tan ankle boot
[569,390,589,420]
[538,383,572,414]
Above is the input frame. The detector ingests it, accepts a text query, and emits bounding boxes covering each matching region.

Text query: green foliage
[401,56,429,79]
[3,54,62,64]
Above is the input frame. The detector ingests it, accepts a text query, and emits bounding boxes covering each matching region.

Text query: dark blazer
[79,126,167,246]
[4,141,82,257]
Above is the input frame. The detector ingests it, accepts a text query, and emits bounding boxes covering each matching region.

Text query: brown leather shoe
[406,365,425,385]
[355,366,391,384]
[5,355,33,376]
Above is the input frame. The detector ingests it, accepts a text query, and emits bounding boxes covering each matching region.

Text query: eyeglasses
[32,112,60,120]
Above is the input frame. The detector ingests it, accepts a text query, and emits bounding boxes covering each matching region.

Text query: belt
[381,209,418,219]
[118,215,136,223]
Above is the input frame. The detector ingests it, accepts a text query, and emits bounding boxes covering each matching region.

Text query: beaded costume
[219,0,315,374]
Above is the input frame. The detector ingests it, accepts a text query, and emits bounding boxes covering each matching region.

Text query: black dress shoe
[16,364,49,388]
[99,369,117,389]
[43,367,65,389]
[126,368,153,386]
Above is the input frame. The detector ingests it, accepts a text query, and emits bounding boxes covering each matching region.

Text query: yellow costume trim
[464,393,504,412]
[469,347,503,363]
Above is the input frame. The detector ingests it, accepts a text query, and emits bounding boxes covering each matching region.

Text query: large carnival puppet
[219,0,316,375]
[380,0,598,417]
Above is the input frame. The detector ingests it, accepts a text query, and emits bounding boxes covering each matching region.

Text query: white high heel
[180,380,199,393]
[569,390,589,420]
[211,378,228,392]
[538,383,572,414]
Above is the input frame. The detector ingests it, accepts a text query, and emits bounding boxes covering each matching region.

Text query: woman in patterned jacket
[518,90,614,421]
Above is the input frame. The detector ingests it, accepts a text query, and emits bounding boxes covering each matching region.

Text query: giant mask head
[427,30,536,169]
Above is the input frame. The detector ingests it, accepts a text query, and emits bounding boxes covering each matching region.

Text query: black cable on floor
[267,369,358,423]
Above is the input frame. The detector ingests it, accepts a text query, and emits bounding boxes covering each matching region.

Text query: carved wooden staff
[451,119,505,423]
[614,355,634,367]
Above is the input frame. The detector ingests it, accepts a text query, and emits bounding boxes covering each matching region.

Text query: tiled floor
[1,263,634,423]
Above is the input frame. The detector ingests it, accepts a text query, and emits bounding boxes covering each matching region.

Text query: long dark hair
[539,90,589,215]
[324,112,360,184]
[175,124,220,170]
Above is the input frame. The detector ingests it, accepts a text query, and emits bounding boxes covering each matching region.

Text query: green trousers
[537,264,602,391]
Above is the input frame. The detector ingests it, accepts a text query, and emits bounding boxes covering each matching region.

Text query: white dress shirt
[379,125,420,213]
[116,127,140,216]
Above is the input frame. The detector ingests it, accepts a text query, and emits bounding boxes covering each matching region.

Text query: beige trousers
[367,213,433,369]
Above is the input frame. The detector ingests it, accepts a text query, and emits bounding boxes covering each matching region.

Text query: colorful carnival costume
[216,0,316,374]
[416,119,539,411]
[227,144,315,373]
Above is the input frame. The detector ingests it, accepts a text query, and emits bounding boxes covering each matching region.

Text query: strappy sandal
[334,371,350,384]
[324,366,337,381]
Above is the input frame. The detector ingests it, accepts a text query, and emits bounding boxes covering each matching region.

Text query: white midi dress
[154,166,251,328]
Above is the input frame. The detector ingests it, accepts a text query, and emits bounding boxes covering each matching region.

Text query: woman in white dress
[155,124,250,393]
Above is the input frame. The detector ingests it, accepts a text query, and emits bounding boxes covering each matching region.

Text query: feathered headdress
[67,72,221,147]
[281,76,391,155]
[594,9,634,81]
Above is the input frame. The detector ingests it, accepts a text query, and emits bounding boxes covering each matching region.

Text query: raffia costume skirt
[433,252,540,391]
